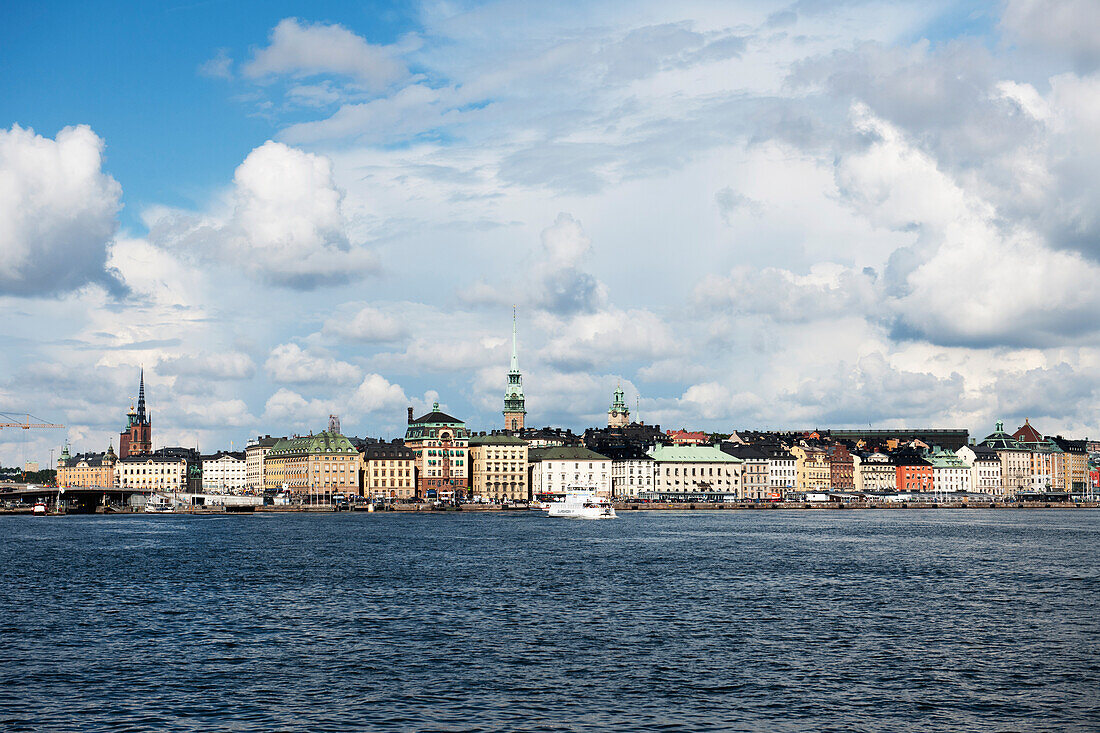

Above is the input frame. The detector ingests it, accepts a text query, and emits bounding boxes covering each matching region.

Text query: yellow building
[264,431,359,495]
[361,441,416,500]
[791,444,830,491]
[468,434,529,502]
[56,444,116,489]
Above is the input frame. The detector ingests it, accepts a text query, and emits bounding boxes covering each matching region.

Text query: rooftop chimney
[407,406,414,424]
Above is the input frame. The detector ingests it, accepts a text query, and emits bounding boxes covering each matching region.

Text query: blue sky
[2,0,1100,465]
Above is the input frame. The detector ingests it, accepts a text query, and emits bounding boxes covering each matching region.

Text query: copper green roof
[268,431,358,457]
[647,445,742,463]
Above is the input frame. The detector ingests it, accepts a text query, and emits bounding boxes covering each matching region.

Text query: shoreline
[2,500,1097,516]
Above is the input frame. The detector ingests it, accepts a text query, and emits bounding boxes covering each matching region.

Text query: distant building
[245,435,281,494]
[1049,436,1089,494]
[791,445,830,492]
[56,443,116,489]
[23,461,39,473]
[201,451,247,492]
[1011,419,1063,491]
[766,447,797,494]
[647,444,742,499]
[720,443,769,500]
[666,429,710,446]
[601,444,655,499]
[853,452,895,493]
[116,452,187,493]
[529,446,611,497]
[503,310,526,431]
[893,453,933,493]
[979,421,1031,498]
[360,440,416,501]
[825,429,969,451]
[469,434,528,502]
[928,447,972,494]
[405,402,469,500]
[827,443,855,490]
[264,432,359,495]
[608,386,630,427]
[956,444,1002,496]
[119,369,152,457]
[518,426,581,448]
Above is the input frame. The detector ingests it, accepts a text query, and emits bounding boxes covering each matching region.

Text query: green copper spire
[503,307,526,428]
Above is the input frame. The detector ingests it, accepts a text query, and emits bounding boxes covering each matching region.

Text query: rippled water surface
[2,510,1098,731]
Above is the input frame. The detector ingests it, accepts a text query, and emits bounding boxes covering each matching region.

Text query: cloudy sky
[2,0,1099,464]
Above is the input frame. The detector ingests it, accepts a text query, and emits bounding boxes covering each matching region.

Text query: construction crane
[0,412,64,430]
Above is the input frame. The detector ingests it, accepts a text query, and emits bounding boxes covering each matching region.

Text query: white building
[767,449,797,493]
[116,454,188,492]
[853,452,896,493]
[647,444,742,499]
[245,436,280,494]
[957,444,1003,496]
[202,451,247,492]
[529,446,611,497]
[607,449,655,498]
[929,448,972,494]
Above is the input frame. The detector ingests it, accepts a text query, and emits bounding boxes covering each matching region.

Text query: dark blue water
[1,510,1098,732]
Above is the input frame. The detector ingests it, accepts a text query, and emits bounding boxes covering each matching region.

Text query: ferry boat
[546,490,617,519]
[32,501,48,516]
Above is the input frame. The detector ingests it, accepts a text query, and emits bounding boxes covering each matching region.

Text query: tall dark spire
[136,368,147,422]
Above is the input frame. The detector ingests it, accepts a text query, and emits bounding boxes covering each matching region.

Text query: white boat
[144,494,174,513]
[32,501,47,516]
[547,490,617,519]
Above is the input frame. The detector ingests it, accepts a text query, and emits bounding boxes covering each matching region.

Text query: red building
[895,456,933,492]
[828,443,854,489]
[119,369,152,457]
[666,429,710,445]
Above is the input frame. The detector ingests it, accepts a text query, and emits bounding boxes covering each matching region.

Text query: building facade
[767,448,797,494]
[720,443,769,500]
[361,441,416,500]
[503,310,526,431]
[957,444,1002,496]
[264,432,359,495]
[116,454,187,492]
[56,444,116,489]
[201,451,247,492]
[928,447,972,494]
[791,445,830,492]
[529,446,612,497]
[853,452,895,493]
[980,421,1032,497]
[894,455,933,493]
[468,435,528,502]
[245,435,280,494]
[603,445,656,499]
[647,445,742,499]
[405,402,469,499]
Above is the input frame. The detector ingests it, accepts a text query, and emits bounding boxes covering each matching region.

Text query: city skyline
[4,1,1100,467]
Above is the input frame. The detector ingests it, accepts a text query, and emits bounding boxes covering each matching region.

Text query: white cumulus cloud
[265,343,360,385]
[0,124,123,296]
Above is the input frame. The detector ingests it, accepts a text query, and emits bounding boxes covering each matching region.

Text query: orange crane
[0,413,64,430]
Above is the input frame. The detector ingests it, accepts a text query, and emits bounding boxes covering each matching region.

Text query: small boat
[144,494,174,513]
[32,501,48,516]
[547,490,617,519]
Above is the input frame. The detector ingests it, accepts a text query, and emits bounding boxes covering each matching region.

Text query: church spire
[136,367,147,421]
[510,305,520,373]
[503,307,526,431]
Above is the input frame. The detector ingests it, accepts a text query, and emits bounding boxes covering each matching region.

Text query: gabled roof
[411,402,464,425]
[1012,419,1044,444]
[268,431,358,457]
[980,421,1027,451]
